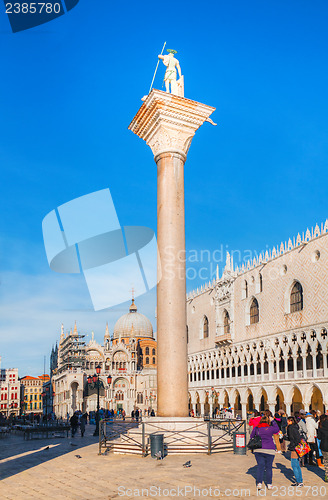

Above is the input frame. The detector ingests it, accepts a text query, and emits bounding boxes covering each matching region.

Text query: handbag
[295,439,310,458]
[247,427,262,450]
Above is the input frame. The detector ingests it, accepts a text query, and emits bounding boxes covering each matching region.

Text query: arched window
[116,391,124,401]
[203,316,209,338]
[250,298,259,324]
[244,280,248,298]
[137,393,143,404]
[145,357,149,364]
[290,282,303,312]
[223,310,230,334]
[145,347,149,355]
[152,348,156,356]
[259,273,263,292]
[152,357,156,364]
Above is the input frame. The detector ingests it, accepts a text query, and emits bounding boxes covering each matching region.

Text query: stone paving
[0,425,327,500]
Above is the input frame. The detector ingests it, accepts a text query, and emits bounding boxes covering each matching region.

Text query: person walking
[279,409,288,452]
[80,413,87,437]
[317,414,328,481]
[249,415,280,490]
[297,410,308,466]
[70,412,79,438]
[306,411,319,466]
[285,416,303,486]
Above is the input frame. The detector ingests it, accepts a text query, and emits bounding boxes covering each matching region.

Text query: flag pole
[149,41,166,94]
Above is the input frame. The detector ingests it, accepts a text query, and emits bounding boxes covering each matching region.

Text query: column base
[108,417,236,455]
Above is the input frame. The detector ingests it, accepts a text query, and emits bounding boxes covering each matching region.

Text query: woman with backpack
[249,415,280,490]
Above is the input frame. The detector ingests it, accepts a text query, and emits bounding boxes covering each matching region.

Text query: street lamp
[107,375,112,411]
[88,364,102,436]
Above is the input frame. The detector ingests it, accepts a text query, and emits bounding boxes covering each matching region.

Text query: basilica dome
[113,299,153,340]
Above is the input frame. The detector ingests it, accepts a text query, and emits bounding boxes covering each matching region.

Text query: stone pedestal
[129,90,215,417]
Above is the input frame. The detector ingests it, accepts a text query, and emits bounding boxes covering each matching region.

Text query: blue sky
[0,0,327,375]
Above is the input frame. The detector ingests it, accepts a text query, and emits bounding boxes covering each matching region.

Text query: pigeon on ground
[183,460,192,468]
[75,455,82,459]
[43,446,50,451]
[154,450,162,460]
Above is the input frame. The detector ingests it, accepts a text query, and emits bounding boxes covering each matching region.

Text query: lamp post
[107,374,112,412]
[88,365,111,436]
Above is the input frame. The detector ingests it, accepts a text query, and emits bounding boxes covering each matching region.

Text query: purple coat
[250,421,280,450]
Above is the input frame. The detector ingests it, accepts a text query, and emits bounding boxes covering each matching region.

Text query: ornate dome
[113,299,153,339]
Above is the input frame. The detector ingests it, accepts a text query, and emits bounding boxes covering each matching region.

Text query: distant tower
[104,322,111,350]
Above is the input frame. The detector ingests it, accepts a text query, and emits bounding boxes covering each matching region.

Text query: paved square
[0,427,327,500]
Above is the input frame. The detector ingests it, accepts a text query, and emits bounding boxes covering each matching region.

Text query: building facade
[52,299,157,418]
[0,365,20,417]
[187,221,328,419]
[20,374,50,415]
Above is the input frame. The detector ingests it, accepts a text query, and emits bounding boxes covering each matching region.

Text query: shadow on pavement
[0,424,98,480]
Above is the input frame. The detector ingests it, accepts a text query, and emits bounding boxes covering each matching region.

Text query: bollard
[233,431,247,455]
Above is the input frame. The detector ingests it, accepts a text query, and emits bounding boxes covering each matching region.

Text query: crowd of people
[248,408,328,490]
[68,407,156,437]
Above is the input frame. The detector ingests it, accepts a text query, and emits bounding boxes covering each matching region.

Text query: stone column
[260,361,265,382]
[268,401,276,415]
[284,356,288,381]
[293,356,298,379]
[285,401,292,416]
[302,354,307,377]
[303,401,310,413]
[268,358,274,382]
[156,150,188,416]
[254,399,261,412]
[241,401,247,421]
[323,351,328,378]
[129,90,215,417]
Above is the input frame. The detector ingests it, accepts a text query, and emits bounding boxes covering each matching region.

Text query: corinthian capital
[128,89,216,160]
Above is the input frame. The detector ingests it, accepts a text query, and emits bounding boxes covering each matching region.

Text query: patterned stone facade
[187,222,328,419]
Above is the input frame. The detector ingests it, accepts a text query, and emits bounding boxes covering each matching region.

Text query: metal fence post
[142,422,146,457]
[98,419,102,455]
[207,420,211,455]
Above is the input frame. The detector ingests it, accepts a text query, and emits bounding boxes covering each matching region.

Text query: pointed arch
[223,310,230,334]
[200,315,209,339]
[250,298,259,324]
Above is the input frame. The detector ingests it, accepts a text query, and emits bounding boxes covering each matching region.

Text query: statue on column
[158,49,184,97]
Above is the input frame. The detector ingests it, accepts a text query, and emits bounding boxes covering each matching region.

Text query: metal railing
[99,417,143,455]
[99,417,246,456]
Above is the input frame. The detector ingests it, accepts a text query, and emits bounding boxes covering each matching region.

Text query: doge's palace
[187,221,328,419]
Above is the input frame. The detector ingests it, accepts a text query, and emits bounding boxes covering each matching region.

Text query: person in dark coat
[285,416,303,486]
[80,413,87,437]
[70,412,79,437]
[317,414,328,482]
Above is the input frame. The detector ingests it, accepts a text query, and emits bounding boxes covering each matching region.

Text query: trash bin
[149,433,164,458]
[233,431,246,455]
